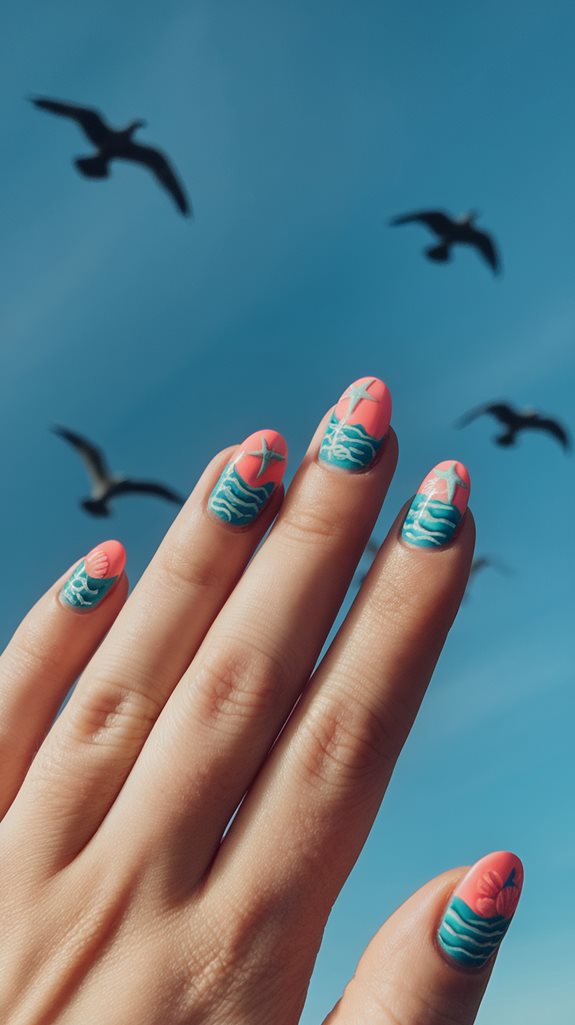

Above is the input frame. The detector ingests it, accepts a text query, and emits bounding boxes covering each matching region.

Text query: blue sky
[1,1,574,1020]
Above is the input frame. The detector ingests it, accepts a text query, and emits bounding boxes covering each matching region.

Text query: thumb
[323,851,524,1025]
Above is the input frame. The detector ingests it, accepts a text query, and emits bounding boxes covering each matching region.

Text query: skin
[0,406,503,1025]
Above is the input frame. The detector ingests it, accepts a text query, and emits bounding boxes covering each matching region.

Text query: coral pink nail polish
[319,376,392,471]
[402,460,470,548]
[60,540,126,610]
[208,430,288,526]
[438,851,524,969]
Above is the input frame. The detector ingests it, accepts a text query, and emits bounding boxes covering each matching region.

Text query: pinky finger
[0,540,128,818]
[323,851,524,1025]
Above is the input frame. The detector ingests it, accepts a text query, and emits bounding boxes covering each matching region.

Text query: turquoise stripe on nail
[60,560,118,610]
[319,413,384,471]
[208,465,274,526]
[402,495,461,548]
[438,897,512,968]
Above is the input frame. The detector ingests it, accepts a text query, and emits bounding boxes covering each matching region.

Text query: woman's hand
[0,377,522,1025]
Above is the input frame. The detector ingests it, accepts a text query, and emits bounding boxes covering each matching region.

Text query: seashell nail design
[60,540,126,610]
[402,460,470,548]
[319,376,392,472]
[84,546,111,578]
[208,430,287,527]
[438,851,524,969]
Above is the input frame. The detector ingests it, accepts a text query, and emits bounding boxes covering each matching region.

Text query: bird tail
[426,242,450,263]
[75,155,109,179]
[496,432,516,447]
[82,498,110,517]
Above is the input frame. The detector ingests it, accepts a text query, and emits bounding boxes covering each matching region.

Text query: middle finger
[96,376,395,888]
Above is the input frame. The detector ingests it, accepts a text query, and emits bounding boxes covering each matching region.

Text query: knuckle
[66,674,163,748]
[194,641,290,734]
[156,535,220,596]
[2,630,61,685]
[279,499,347,551]
[294,693,395,793]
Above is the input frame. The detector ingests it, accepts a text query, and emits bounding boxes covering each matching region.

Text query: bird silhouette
[464,556,512,601]
[470,555,511,580]
[31,97,191,216]
[457,402,570,451]
[390,209,500,274]
[52,426,185,516]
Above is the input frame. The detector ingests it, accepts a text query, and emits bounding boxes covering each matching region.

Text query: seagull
[31,97,191,216]
[464,555,512,601]
[390,209,500,274]
[52,426,185,516]
[457,402,570,451]
[470,555,511,579]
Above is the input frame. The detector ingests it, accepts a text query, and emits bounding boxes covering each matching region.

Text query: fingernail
[319,376,392,472]
[208,429,288,526]
[402,460,470,548]
[59,540,126,610]
[438,851,524,969]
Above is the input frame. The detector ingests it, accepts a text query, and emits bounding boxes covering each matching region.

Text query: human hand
[0,377,522,1024]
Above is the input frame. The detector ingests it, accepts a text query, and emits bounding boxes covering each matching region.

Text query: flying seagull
[31,97,191,216]
[390,209,500,274]
[53,426,185,516]
[457,402,570,451]
[470,555,511,580]
[464,555,512,601]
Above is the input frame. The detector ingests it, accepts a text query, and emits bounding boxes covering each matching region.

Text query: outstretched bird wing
[456,402,518,429]
[122,141,191,215]
[30,97,111,147]
[52,426,112,489]
[389,210,453,236]
[108,479,185,505]
[469,555,513,580]
[532,416,571,451]
[469,228,500,274]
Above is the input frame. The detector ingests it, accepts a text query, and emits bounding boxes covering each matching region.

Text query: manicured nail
[208,429,288,526]
[60,540,126,610]
[438,851,524,969]
[319,376,392,471]
[402,460,470,548]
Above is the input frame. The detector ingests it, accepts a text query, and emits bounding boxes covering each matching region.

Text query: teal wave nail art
[319,377,392,472]
[59,540,126,610]
[208,430,287,527]
[438,852,523,970]
[402,460,470,548]
[208,465,274,526]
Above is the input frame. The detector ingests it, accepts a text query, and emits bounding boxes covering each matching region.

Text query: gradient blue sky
[1,2,574,1021]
